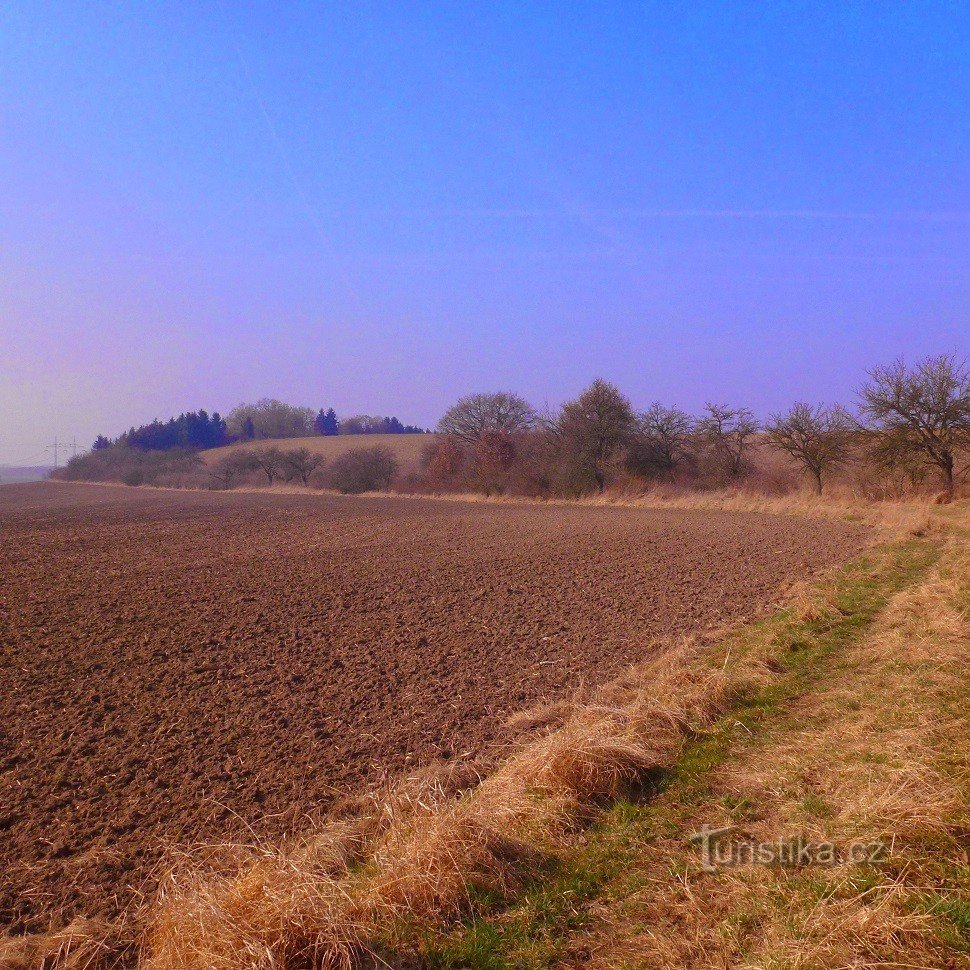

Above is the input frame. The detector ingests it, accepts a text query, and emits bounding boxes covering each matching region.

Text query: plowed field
[0,483,865,932]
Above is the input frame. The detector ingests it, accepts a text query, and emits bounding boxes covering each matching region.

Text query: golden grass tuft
[365,806,541,919]
[145,844,367,970]
[0,919,115,970]
[784,580,845,624]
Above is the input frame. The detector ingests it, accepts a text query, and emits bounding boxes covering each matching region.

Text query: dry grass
[0,919,116,970]
[351,485,947,539]
[202,434,435,474]
[581,513,968,969]
[137,639,758,969]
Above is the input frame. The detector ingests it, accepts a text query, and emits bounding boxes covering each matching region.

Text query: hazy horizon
[2,3,968,465]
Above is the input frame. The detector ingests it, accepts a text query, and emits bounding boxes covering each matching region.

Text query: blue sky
[1,2,968,463]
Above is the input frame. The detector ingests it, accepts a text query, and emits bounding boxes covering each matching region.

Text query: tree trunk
[942,459,954,502]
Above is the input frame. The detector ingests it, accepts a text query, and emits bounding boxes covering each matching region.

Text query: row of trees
[93,400,426,452]
[58,441,400,494]
[95,409,230,452]
[216,399,426,442]
[68,355,967,500]
[337,414,424,435]
[428,356,970,500]
[209,445,398,493]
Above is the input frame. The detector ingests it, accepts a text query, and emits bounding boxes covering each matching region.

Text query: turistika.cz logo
[690,825,888,873]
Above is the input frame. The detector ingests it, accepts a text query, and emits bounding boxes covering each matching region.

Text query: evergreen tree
[314,407,340,436]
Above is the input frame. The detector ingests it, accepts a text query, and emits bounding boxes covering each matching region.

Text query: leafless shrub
[471,431,518,496]
[420,438,468,491]
[280,448,325,486]
[208,453,250,490]
[54,446,203,487]
[248,447,286,484]
[326,446,398,493]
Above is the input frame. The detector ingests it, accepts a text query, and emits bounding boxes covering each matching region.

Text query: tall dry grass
[350,484,947,539]
[584,515,968,969]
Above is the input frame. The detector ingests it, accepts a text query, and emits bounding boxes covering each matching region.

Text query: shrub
[422,438,467,491]
[249,447,287,484]
[327,446,398,493]
[208,453,251,490]
[53,446,203,487]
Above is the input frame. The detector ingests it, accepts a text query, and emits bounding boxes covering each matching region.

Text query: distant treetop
[437,392,536,443]
[114,410,228,451]
[94,400,427,453]
[227,399,315,440]
[339,414,426,435]
[314,407,339,436]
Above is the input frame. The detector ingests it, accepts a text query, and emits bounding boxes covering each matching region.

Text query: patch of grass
[913,888,970,952]
[406,536,948,968]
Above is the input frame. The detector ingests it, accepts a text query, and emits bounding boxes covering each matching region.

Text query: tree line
[93,399,427,452]
[97,410,230,452]
[225,399,425,440]
[208,445,398,493]
[62,355,968,501]
[428,355,969,501]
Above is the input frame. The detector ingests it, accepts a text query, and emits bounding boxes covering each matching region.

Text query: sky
[1,2,968,465]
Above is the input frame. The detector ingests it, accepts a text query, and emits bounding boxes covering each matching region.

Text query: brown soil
[0,482,865,934]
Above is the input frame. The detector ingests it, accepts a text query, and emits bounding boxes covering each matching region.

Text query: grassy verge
[400,512,967,968]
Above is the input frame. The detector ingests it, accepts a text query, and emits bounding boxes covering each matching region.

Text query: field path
[0,482,865,932]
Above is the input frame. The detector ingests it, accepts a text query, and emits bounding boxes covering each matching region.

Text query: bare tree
[282,447,324,486]
[437,392,536,444]
[859,355,970,501]
[208,453,248,490]
[557,379,636,492]
[765,403,853,494]
[696,403,760,478]
[249,447,286,484]
[634,403,694,475]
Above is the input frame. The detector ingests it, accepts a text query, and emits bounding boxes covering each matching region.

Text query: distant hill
[203,434,437,475]
[0,465,53,484]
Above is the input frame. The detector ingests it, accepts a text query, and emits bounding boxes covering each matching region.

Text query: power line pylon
[46,437,60,468]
